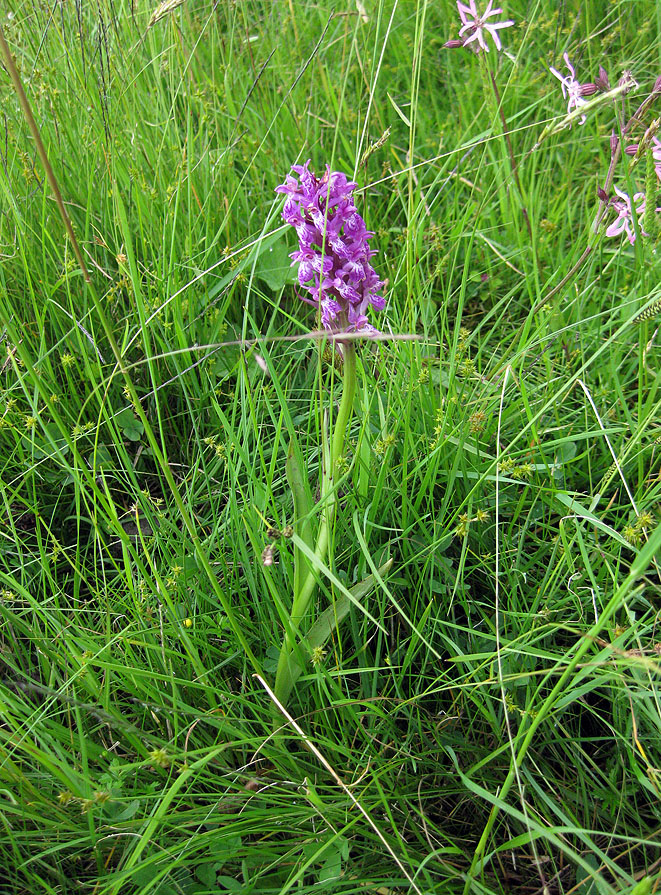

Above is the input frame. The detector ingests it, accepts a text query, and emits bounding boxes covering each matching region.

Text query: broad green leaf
[286,438,315,598]
[277,558,393,705]
[255,237,295,291]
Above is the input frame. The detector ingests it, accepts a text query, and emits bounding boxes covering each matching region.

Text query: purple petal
[562,53,576,79]
[605,218,626,238]
[457,0,476,24]
[486,25,502,50]
[476,28,490,51]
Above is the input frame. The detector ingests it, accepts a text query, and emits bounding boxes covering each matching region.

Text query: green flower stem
[479,54,532,239]
[274,341,357,706]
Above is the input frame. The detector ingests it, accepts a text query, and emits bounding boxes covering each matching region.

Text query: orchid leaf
[277,558,393,706]
[286,439,315,599]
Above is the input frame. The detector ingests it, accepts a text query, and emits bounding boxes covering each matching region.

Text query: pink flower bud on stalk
[595,66,611,91]
[579,83,599,97]
[610,132,620,157]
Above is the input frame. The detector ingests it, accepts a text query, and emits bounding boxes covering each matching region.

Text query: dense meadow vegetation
[2,0,661,892]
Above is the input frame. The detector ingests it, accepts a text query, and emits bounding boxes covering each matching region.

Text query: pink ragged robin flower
[605,187,646,245]
[456,0,514,53]
[549,53,596,125]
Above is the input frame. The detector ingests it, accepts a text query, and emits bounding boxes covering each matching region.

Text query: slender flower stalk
[445,3,530,236]
[273,341,357,708]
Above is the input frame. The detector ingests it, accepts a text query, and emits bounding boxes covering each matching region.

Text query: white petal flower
[456,0,514,53]
[550,53,589,124]
[605,187,646,245]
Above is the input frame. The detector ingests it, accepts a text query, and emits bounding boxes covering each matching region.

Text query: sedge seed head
[148,748,171,769]
[310,646,327,666]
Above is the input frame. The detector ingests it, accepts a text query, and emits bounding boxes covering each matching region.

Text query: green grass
[1,0,661,893]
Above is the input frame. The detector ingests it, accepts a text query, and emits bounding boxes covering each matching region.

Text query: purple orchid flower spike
[275,161,384,335]
[549,53,592,124]
[605,187,646,244]
[456,0,514,53]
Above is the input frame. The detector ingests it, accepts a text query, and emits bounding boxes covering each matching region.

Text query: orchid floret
[276,161,384,335]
